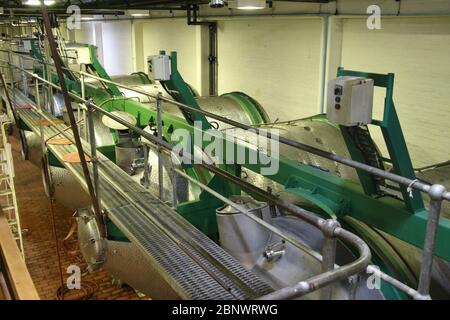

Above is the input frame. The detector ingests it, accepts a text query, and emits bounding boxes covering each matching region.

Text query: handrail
[4,49,449,201]
[0,58,373,300]
[0,54,443,299]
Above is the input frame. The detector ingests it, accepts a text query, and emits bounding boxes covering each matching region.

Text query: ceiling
[1,0,332,13]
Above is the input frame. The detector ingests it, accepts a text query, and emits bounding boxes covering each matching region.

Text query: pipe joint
[320,219,341,238]
[428,184,446,201]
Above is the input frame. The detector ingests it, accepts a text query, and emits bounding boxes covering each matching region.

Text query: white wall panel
[101,20,133,76]
[341,17,450,166]
[217,18,323,121]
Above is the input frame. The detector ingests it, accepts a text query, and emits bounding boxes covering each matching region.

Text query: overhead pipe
[187,4,218,96]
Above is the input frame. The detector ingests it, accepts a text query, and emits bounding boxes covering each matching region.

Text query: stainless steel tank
[115,141,145,175]
[216,196,272,269]
[215,196,384,300]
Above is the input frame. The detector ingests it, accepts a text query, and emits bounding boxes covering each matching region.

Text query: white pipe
[318,14,329,114]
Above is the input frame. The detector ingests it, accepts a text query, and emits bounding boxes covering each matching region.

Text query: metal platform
[0,87,273,300]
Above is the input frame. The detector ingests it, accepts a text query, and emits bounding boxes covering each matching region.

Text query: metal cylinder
[76,208,107,273]
[114,141,145,175]
[216,196,272,269]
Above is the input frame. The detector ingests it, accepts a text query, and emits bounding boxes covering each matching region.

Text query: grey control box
[147,55,171,81]
[327,76,374,126]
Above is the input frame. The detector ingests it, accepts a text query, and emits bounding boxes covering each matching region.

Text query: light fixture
[210,0,225,8]
[128,10,150,17]
[24,0,56,6]
[228,0,266,10]
[81,16,94,21]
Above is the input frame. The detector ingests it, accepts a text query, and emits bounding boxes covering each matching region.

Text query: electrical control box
[22,39,32,52]
[147,55,171,81]
[326,76,374,126]
[76,47,92,65]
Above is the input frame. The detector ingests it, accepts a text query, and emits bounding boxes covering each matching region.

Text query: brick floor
[9,131,148,300]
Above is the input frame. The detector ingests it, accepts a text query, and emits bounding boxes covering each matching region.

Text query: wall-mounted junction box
[76,47,92,65]
[327,76,374,126]
[22,40,32,52]
[147,55,171,81]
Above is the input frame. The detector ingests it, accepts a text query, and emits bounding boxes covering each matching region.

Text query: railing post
[156,93,164,201]
[34,76,40,110]
[81,73,87,139]
[7,51,15,108]
[170,162,178,209]
[417,183,446,299]
[347,274,360,300]
[141,144,150,189]
[320,219,340,300]
[87,99,100,211]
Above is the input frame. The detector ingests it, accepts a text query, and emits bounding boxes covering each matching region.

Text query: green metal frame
[28,48,450,262]
[87,45,122,97]
[337,68,424,213]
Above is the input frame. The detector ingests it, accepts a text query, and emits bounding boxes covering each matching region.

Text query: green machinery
[25,43,450,299]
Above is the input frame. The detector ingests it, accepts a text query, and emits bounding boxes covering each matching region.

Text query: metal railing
[0,50,446,300]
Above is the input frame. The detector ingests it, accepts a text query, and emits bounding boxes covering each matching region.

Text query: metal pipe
[156,94,164,200]
[347,274,360,300]
[87,101,100,212]
[5,55,450,204]
[319,14,329,114]
[366,265,428,300]
[258,227,371,300]
[142,145,150,189]
[170,164,178,208]
[320,219,339,300]
[34,77,40,109]
[2,49,447,199]
[417,184,446,297]
[59,68,447,200]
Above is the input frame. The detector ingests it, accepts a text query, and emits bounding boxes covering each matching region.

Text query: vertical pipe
[170,163,178,208]
[43,39,54,115]
[319,14,329,114]
[320,219,339,300]
[7,51,15,109]
[35,77,40,109]
[87,101,100,210]
[156,94,164,200]
[142,145,150,189]
[417,184,446,298]
[347,274,360,300]
[19,56,27,96]
[81,74,87,139]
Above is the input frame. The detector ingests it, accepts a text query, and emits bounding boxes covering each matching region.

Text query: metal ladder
[0,112,24,258]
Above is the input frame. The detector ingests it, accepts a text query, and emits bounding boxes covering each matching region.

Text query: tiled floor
[10,131,146,300]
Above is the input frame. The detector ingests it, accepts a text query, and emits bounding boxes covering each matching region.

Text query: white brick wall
[340,17,450,167]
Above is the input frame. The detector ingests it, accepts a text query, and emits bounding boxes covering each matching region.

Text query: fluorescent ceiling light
[24,0,56,6]
[81,16,94,21]
[228,0,266,10]
[128,10,149,17]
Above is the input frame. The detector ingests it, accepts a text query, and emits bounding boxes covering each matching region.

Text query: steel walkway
[0,87,273,300]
